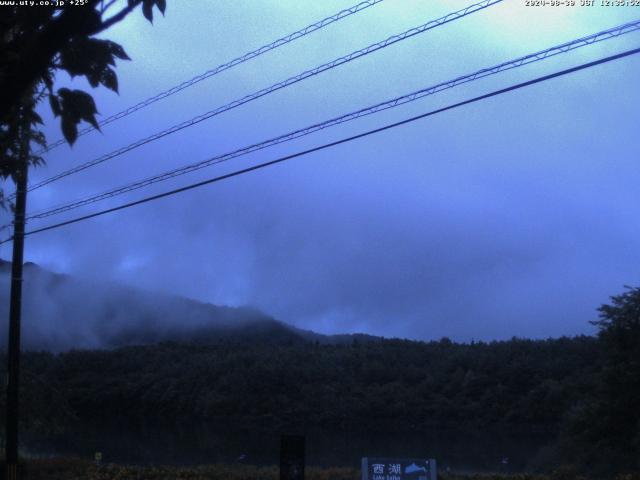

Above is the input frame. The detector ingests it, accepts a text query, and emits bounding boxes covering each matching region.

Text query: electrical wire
[21,0,503,196]
[21,19,640,223]
[2,45,637,245]
[36,0,387,155]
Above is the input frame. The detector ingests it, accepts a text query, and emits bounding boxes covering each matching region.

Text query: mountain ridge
[0,258,380,351]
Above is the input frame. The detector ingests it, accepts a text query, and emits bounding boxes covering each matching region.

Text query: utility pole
[5,108,30,480]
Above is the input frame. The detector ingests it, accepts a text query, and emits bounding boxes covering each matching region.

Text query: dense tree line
[1,336,599,434]
[3,285,640,474]
[560,287,640,473]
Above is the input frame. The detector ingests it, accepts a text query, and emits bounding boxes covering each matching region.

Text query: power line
[22,0,503,195]
[21,19,640,223]
[2,45,637,245]
[36,0,386,155]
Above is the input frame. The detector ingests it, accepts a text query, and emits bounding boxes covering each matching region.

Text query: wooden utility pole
[5,109,30,480]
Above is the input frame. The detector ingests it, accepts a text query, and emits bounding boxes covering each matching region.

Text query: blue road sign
[362,458,437,480]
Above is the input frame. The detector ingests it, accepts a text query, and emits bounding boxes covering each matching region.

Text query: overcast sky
[1,0,639,342]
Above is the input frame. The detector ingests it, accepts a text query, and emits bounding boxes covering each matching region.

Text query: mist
[0,260,287,352]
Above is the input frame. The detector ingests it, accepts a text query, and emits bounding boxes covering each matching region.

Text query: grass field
[12,458,640,480]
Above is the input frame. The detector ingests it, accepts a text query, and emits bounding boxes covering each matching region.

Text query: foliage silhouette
[0,0,166,206]
[562,287,640,473]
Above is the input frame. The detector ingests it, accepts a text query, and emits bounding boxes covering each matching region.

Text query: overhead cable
[22,19,640,222]
[36,0,387,154]
[23,0,503,195]
[2,45,636,245]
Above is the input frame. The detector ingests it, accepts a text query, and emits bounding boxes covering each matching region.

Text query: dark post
[280,435,305,480]
[5,112,30,480]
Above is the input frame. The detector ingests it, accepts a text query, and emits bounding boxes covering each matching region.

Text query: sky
[1,0,639,342]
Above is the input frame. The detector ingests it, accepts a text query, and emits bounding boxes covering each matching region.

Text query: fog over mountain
[0,2,635,344]
[0,259,374,352]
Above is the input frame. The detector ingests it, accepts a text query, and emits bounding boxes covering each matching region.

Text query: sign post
[362,458,437,480]
[280,435,305,480]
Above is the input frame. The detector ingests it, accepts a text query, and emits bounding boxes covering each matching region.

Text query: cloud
[2,1,639,343]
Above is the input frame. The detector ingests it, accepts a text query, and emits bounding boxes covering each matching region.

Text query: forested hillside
[2,284,639,474]
[2,336,599,432]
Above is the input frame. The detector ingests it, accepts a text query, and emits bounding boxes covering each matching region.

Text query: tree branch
[0,0,141,118]
[101,0,119,14]
[97,3,137,33]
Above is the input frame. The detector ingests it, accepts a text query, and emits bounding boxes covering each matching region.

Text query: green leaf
[155,0,166,15]
[31,131,47,148]
[87,71,101,88]
[29,154,45,167]
[142,0,153,23]
[58,88,101,138]
[62,89,98,115]
[49,94,61,117]
[61,115,78,145]
[57,87,72,100]
[107,41,131,61]
[81,8,103,34]
[59,38,120,88]
[42,70,54,91]
[30,110,43,126]
[100,68,118,93]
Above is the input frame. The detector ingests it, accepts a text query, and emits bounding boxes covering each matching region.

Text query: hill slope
[0,259,381,350]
